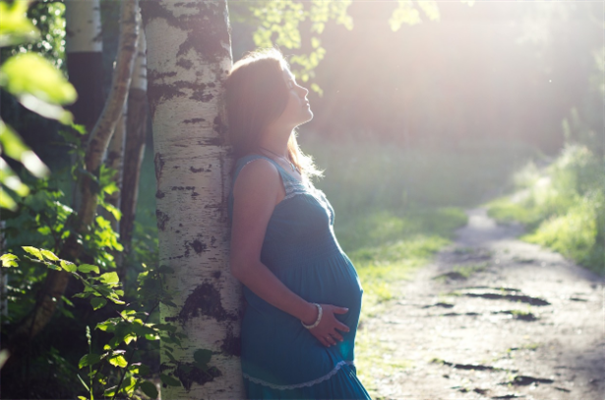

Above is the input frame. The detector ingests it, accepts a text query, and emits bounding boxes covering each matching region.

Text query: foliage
[0,0,74,210]
[230,0,352,94]
[1,241,174,399]
[487,144,604,274]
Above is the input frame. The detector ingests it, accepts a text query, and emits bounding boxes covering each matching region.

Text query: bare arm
[230,159,349,346]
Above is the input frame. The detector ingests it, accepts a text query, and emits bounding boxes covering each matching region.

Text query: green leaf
[123,333,137,345]
[90,297,107,310]
[108,354,128,368]
[101,201,121,221]
[96,319,117,332]
[193,349,213,369]
[22,246,43,260]
[0,122,50,178]
[78,264,100,274]
[40,249,59,261]
[0,153,30,196]
[107,295,125,305]
[0,253,19,268]
[61,296,74,307]
[160,373,181,387]
[60,260,77,273]
[0,1,40,47]
[1,53,77,105]
[18,93,74,124]
[139,381,158,399]
[0,188,17,210]
[99,272,119,287]
[78,353,102,369]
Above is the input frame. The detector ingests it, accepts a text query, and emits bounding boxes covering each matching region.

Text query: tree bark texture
[119,23,148,258]
[79,0,139,232]
[7,0,140,353]
[65,0,105,134]
[104,101,127,232]
[141,1,243,397]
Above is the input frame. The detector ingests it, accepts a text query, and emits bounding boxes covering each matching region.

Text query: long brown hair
[225,48,321,180]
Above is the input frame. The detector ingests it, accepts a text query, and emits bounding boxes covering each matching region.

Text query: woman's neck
[258,128,292,158]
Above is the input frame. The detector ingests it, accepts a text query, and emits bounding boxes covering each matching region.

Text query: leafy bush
[487,144,604,274]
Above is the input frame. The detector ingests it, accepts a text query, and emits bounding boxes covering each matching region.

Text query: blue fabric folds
[229,154,371,400]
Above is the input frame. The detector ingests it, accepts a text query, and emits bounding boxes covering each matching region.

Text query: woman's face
[276,67,313,129]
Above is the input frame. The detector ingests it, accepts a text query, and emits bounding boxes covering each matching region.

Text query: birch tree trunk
[104,102,127,231]
[119,24,148,260]
[65,0,104,135]
[141,1,243,397]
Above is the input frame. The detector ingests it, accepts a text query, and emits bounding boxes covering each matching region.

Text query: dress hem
[243,360,355,391]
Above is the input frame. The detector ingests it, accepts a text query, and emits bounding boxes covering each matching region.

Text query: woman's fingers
[332,306,349,315]
[336,320,350,333]
[330,331,344,342]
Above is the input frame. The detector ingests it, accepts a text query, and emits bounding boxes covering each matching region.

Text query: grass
[486,144,604,274]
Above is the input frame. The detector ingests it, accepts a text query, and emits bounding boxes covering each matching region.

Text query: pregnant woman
[226,48,370,399]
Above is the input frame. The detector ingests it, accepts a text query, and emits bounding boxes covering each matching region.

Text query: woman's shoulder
[233,155,280,195]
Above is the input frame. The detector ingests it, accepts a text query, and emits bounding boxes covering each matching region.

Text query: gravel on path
[361,208,604,400]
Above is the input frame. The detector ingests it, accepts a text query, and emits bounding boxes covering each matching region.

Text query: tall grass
[487,144,604,274]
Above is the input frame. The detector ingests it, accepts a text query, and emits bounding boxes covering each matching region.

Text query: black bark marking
[166,282,238,325]
[198,137,224,146]
[220,325,241,357]
[174,3,231,64]
[154,152,164,182]
[176,58,193,70]
[190,166,203,173]
[156,190,165,199]
[212,270,221,279]
[184,118,205,125]
[174,362,222,391]
[171,186,195,191]
[190,239,206,254]
[213,115,227,137]
[210,236,217,247]
[141,0,231,114]
[146,77,198,119]
[156,210,169,231]
[191,192,200,197]
[190,91,213,102]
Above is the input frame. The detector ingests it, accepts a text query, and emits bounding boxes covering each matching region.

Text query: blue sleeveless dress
[228,154,371,399]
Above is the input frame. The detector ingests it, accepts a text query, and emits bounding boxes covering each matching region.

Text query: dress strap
[228,154,306,219]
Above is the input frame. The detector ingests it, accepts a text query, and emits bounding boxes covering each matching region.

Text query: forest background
[0,1,603,399]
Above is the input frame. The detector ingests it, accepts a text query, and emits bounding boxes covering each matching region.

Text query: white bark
[142,1,243,398]
[132,27,147,92]
[104,101,127,230]
[65,0,102,53]
[79,0,139,230]
[119,21,148,260]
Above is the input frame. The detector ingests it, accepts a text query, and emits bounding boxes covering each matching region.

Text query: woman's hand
[307,304,350,347]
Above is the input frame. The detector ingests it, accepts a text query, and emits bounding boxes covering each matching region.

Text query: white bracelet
[301,303,322,329]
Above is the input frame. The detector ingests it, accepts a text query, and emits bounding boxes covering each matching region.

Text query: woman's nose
[298,85,309,97]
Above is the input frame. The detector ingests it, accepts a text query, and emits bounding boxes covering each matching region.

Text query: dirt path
[362,208,605,400]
